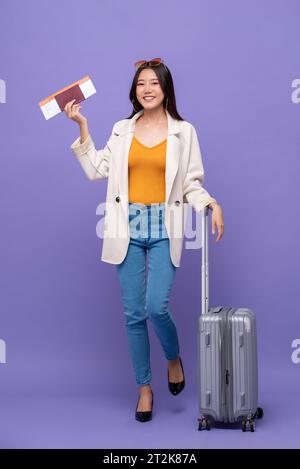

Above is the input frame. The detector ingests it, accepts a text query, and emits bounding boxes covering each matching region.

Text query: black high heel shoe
[135,389,154,422]
[168,356,185,395]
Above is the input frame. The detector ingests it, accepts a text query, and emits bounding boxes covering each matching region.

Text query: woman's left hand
[210,203,224,242]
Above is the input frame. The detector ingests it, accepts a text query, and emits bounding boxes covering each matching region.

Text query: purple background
[1,0,300,449]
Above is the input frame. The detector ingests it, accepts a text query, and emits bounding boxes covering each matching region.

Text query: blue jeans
[116,202,180,386]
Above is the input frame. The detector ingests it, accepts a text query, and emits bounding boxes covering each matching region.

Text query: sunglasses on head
[134,57,166,71]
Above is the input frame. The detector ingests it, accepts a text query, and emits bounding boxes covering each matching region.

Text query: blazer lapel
[114,108,181,204]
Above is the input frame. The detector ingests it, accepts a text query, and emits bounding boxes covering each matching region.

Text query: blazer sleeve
[182,124,217,211]
[70,123,116,180]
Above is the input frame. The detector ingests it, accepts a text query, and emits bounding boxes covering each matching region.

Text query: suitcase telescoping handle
[201,206,209,316]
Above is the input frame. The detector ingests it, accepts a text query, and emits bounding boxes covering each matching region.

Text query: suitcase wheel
[198,416,211,431]
[256,407,264,419]
[250,421,255,432]
[242,417,255,432]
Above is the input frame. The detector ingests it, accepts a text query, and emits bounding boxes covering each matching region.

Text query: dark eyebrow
[137,78,159,82]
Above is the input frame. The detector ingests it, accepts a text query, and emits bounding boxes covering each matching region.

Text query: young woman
[64,58,224,423]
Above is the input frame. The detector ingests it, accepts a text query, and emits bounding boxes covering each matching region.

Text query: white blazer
[70,108,217,267]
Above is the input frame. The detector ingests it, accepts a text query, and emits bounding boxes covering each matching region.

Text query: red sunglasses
[134,57,166,71]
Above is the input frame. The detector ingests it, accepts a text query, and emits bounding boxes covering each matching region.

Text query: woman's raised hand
[64,99,87,125]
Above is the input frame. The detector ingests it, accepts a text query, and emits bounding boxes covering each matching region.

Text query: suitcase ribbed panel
[198,309,228,421]
[231,308,258,420]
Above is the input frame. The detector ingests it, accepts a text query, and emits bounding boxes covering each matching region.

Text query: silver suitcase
[197,207,264,432]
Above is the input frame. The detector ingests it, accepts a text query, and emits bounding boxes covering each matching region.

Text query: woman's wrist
[208,201,219,210]
[79,118,88,129]
[79,120,89,144]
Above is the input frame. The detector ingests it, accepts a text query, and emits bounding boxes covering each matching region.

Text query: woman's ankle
[139,384,152,394]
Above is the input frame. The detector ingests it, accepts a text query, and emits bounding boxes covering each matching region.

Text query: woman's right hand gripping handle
[64,99,89,144]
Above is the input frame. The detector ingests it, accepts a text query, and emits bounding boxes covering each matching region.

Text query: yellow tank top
[128,136,167,205]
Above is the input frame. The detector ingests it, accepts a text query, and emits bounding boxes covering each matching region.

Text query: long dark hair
[126,62,184,121]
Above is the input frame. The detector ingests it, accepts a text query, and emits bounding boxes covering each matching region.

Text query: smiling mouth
[143,96,155,101]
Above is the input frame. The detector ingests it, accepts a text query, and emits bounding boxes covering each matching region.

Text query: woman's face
[135,68,165,110]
